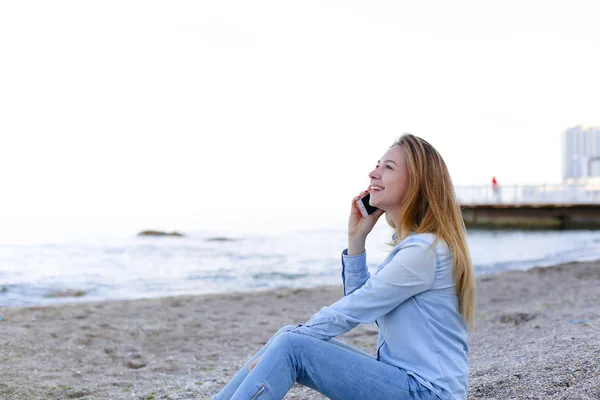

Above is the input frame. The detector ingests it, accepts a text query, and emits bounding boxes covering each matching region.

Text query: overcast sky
[1,1,599,238]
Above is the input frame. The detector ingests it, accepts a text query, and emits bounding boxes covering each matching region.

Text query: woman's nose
[368,169,379,179]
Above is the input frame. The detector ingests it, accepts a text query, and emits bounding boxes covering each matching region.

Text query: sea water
[1,221,599,307]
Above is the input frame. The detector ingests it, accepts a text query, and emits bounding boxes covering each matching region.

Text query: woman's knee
[272,331,315,351]
[269,331,296,351]
[274,324,298,336]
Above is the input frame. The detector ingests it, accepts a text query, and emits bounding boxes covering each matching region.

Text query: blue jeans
[211,325,438,400]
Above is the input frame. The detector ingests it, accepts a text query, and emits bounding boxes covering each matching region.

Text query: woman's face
[368,144,410,213]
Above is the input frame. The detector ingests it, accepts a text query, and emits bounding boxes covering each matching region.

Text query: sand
[1,259,599,400]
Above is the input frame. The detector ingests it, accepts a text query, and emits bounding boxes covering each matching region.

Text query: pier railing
[455,182,600,205]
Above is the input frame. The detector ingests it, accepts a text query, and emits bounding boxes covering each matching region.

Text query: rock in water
[137,230,184,237]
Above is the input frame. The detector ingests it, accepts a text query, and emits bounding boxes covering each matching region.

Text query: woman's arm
[341,249,370,296]
[289,241,436,340]
[342,189,382,295]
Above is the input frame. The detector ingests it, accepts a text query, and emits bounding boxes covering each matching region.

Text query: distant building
[562,125,600,182]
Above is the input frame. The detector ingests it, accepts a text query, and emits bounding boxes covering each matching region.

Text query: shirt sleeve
[341,249,371,296]
[288,242,436,340]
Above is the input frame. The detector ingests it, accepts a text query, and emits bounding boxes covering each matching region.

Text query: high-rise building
[562,125,600,181]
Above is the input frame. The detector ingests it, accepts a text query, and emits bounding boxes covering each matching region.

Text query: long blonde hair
[386,134,475,329]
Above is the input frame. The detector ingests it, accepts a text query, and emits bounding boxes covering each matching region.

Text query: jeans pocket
[406,374,437,399]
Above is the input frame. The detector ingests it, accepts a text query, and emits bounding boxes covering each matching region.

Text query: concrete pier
[456,182,600,229]
[460,204,600,230]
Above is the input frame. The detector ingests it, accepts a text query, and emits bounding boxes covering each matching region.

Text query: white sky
[1,1,599,237]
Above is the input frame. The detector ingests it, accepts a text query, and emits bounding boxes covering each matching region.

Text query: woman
[211,134,475,400]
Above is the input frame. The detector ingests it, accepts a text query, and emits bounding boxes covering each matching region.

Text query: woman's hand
[348,189,385,243]
[248,354,263,372]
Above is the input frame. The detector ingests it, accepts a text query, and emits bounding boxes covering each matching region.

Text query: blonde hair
[386,134,476,329]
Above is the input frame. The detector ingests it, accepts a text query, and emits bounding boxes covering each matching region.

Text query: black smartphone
[356,193,379,218]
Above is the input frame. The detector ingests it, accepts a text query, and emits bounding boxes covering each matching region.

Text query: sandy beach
[1,259,599,400]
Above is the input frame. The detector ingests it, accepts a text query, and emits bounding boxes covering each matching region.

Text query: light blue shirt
[288,233,469,400]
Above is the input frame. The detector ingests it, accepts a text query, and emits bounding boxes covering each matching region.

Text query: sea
[1,219,600,307]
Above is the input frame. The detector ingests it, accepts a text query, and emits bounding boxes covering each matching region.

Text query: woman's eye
[385,165,393,170]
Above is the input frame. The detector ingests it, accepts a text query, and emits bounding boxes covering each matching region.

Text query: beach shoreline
[1,260,599,399]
